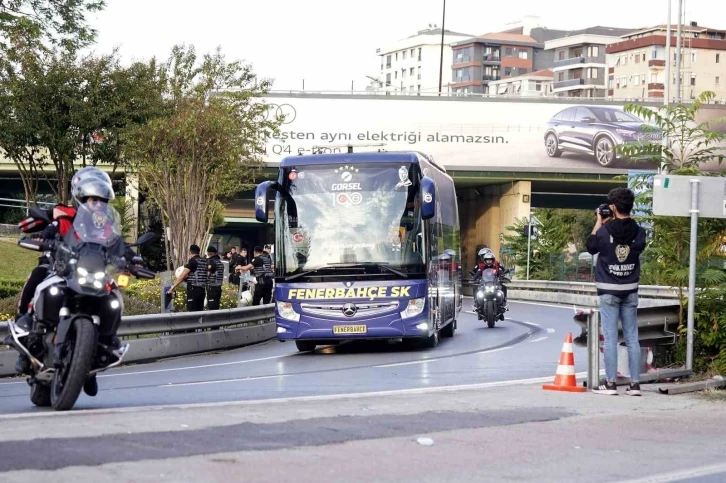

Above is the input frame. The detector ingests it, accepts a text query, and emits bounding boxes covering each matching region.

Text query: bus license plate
[333,325,367,334]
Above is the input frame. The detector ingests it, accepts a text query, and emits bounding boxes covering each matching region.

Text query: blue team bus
[254,151,462,352]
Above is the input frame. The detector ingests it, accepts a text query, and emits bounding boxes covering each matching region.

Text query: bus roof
[278,151,444,171]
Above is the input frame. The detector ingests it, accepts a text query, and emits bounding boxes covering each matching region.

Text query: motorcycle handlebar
[17,237,53,252]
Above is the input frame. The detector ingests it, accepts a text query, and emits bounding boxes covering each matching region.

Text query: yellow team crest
[615,244,630,263]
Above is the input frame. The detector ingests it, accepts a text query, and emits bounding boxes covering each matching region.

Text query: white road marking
[529,337,548,343]
[547,328,556,334]
[161,374,288,388]
[0,372,591,420]
[508,300,579,310]
[618,463,726,483]
[375,359,440,368]
[0,354,293,386]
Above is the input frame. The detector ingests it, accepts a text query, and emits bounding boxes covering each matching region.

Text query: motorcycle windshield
[63,202,125,260]
[480,269,498,284]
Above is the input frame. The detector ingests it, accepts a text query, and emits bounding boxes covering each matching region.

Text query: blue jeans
[599,293,640,383]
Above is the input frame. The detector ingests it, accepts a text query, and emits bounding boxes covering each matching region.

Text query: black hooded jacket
[586,218,646,296]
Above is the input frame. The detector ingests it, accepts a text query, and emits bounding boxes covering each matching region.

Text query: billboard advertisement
[259,94,726,174]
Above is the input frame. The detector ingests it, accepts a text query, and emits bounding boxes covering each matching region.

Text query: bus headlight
[401,297,425,319]
[277,301,300,322]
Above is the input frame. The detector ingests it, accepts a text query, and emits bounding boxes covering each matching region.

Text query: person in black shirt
[205,246,224,311]
[168,244,207,312]
[237,246,273,305]
[233,247,249,289]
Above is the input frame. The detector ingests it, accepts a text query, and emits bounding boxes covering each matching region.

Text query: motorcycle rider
[13,168,114,374]
[472,252,509,313]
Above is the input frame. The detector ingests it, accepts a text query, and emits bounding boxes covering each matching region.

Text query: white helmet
[174,266,185,279]
[71,167,112,190]
[239,291,253,306]
[71,176,115,208]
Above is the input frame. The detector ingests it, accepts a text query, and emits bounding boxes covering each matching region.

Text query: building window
[417,66,421,79]
[716,76,720,85]
[401,86,406,92]
[410,67,414,76]
[717,53,721,63]
[651,73,658,82]
[410,48,415,57]
[386,55,391,68]
[609,78,614,89]
[651,47,658,59]
[615,56,621,66]
[418,48,422,61]
[395,52,398,61]
[558,50,565,60]
[587,46,599,57]
[634,75,640,86]
[395,71,398,79]
[642,52,646,62]
[635,52,640,63]
[402,69,407,78]
[587,68,598,79]
[403,50,407,60]
[691,51,697,62]
[536,82,542,91]
[615,78,620,88]
[410,85,414,92]
[418,85,421,91]
[386,73,391,86]
[691,73,696,86]
[622,77,627,87]
[558,72,565,82]
[519,50,528,59]
[504,66,512,76]
[641,73,646,85]
[504,47,513,57]
[624,55,628,65]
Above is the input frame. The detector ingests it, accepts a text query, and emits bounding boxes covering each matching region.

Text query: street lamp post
[438,0,446,95]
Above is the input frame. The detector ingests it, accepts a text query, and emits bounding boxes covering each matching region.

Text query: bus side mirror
[420,176,436,220]
[255,181,276,223]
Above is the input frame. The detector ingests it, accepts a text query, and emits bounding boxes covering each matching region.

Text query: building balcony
[554,56,586,67]
[648,59,666,68]
[553,78,585,89]
[483,75,501,82]
[648,82,665,90]
[483,53,501,64]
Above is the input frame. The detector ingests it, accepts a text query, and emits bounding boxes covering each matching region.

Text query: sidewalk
[0,381,724,482]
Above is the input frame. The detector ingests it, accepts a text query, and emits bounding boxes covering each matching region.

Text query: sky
[85,0,726,92]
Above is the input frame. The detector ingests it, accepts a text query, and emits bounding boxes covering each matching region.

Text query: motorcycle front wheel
[50,318,97,411]
[486,301,496,329]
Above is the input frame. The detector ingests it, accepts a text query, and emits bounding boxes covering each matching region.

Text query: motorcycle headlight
[485,285,496,292]
[476,291,485,300]
[277,301,300,322]
[401,297,425,319]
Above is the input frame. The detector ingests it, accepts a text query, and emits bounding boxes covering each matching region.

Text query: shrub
[0,279,25,298]
[0,295,19,320]
[122,278,239,312]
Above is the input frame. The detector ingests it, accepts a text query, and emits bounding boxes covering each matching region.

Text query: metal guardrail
[0,304,276,377]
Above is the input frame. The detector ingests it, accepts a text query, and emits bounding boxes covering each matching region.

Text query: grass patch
[699,387,726,401]
[0,239,39,280]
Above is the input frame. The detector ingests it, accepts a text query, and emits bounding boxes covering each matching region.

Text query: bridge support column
[458,181,531,275]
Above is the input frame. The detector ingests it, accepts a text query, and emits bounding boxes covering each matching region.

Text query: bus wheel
[421,329,439,348]
[441,319,456,338]
[295,341,317,352]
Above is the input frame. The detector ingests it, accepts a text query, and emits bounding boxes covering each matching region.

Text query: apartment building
[377,28,473,94]
[488,69,554,97]
[606,23,726,100]
[544,27,635,98]
[450,25,569,95]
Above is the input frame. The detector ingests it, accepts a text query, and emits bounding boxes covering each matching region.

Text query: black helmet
[71,177,115,207]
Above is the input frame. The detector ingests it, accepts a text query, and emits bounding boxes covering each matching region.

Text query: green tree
[617,91,726,373]
[502,208,570,280]
[0,48,163,204]
[125,45,281,270]
[0,0,104,58]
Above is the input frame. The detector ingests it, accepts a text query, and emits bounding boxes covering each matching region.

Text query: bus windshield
[277,163,426,278]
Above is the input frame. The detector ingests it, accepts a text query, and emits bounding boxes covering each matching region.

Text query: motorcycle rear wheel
[50,318,96,411]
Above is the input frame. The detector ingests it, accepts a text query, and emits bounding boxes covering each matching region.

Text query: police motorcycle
[473,268,511,328]
[3,204,156,411]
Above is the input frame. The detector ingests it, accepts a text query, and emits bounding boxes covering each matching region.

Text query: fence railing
[0,304,276,377]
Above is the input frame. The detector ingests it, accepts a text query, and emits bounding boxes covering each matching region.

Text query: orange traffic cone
[543,332,586,393]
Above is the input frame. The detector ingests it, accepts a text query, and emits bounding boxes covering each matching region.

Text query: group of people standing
[167,243,274,312]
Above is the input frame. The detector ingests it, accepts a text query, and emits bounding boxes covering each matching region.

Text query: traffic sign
[653,175,726,219]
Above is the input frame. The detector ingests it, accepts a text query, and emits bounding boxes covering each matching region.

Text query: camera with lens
[598,203,613,219]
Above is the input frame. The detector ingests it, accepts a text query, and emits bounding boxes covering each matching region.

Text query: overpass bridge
[7,91,708,263]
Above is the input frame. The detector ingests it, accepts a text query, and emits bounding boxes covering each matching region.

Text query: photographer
[586,188,646,397]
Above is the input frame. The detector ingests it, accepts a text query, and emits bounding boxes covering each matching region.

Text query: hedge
[0,279,25,299]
